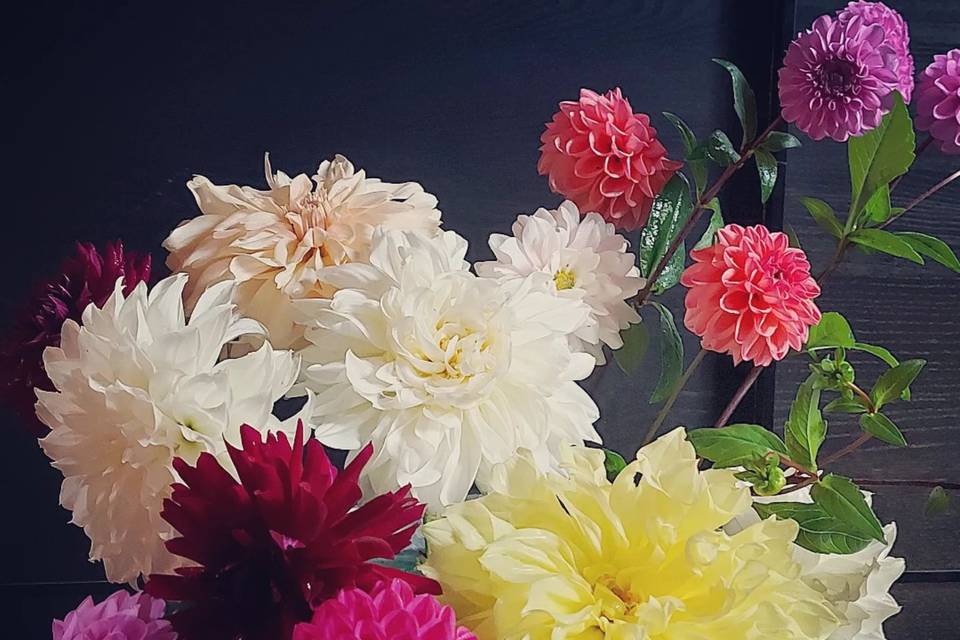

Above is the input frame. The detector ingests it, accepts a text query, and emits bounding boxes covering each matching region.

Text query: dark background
[1,1,957,637]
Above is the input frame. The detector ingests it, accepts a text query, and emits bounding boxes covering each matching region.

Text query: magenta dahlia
[837,1,914,103]
[0,240,151,436]
[916,50,960,154]
[293,579,476,640]
[538,88,683,231]
[145,423,436,640]
[779,14,901,141]
[53,591,175,640]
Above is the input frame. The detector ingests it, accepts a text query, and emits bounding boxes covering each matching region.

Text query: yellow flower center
[553,268,576,290]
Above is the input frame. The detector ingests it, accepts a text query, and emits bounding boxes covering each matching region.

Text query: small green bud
[754,466,787,496]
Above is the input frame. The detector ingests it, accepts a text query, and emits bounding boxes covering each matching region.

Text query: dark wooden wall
[0,1,956,636]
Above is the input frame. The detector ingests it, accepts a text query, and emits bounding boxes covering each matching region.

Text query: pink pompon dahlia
[53,591,175,640]
[146,422,436,640]
[779,14,901,142]
[916,50,960,154]
[538,88,683,231]
[0,241,151,436]
[680,224,821,367]
[837,1,914,103]
[293,579,476,640]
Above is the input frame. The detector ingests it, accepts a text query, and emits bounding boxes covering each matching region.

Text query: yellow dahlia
[422,428,839,640]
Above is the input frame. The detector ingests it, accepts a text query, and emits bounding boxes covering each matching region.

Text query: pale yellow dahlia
[422,428,839,640]
[164,154,441,349]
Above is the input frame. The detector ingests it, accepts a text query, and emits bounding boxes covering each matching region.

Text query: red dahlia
[145,423,436,640]
[0,240,151,436]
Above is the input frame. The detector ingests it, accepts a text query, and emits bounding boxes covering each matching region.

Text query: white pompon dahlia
[295,228,601,508]
[164,154,442,350]
[37,274,314,584]
[475,201,643,363]
[727,488,904,640]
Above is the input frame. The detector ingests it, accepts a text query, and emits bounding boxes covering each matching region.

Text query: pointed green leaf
[694,198,724,250]
[614,322,649,374]
[859,413,907,447]
[850,228,924,264]
[799,197,844,239]
[663,112,698,155]
[704,130,741,166]
[639,174,692,292]
[753,501,873,554]
[755,148,778,204]
[812,474,885,543]
[663,113,707,195]
[806,312,855,350]
[649,302,684,404]
[870,358,925,410]
[713,58,758,145]
[785,222,802,249]
[824,397,868,414]
[603,449,628,481]
[848,92,915,219]
[852,342,899,368]
[784,380,826,471]
[926,486,950,516]
[762,131,802,152]
[898,232,960,273]
[687,423,788,467]
[865,184,892,223]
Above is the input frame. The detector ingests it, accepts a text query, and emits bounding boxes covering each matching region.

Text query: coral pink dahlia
[538,88,682,231]
[0,241,151,436]
[916,50,960,154]
[53,591,175,640]
[837,1,914,103]
[146,422,436,640]
[779,14,901,141]
[293,579,476,640]
[680,224,821,367]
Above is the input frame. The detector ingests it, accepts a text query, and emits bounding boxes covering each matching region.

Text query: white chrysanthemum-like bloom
[295,228,601,508]
[164,154,442,350]
[37,274,314,584]
[475,201,643,363]
[727,488,904,639]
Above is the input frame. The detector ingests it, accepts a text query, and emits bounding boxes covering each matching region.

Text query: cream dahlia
[728,488,904,640]
[295,228,600,509]
[37,274,313,583]
[475,201,643,364]
[164,154,442,350]
[422,428,839,640]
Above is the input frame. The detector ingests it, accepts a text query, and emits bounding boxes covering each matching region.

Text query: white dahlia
[164,154,442,350]
[476,201,643,363]
[37,274,313,584]
[727,487,904,639]
[295,228,601,508]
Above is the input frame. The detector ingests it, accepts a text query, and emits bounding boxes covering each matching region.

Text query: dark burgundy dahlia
[0,240,151,436]
[146,423,436,640]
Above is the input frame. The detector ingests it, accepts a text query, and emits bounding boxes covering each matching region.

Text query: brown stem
[821,432,872,465]
[847,383,876,413]
[778,475,820,495]
[815,237,848,284]
[888,167,960,222]
[714,365,764,427]
[889,135,934,194]
[644,348,707,444]
[853,478,960,491]
[778,454,816,479]
[634,116,785,307]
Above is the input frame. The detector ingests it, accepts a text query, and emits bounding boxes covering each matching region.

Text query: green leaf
[762,131,802,153]
[824,397,868,414]
[614,322,649,375]
[806,312,855,350]
[603,449,628,481]
[926,486,951,516]
[898,232,960,273]
[865,184,892,223]
[869,358,925,410]
[859,412,907,447]
[713,58,757,145]
[694,198,724,250]
[663,112,698,155]
[753,501,873,554]
[799,197,844,239]
[849,228,924,264]
[785,222,802,249]
[704,130,741,166]
[784,380,826,471]
[848,92,915,220]
[852,342,899,368]
[639,174,693,292]
[755,148,778,204]
[663,112,707,195]
[687,423,787,468]
[812,474,886,543]
[649,302,684,404]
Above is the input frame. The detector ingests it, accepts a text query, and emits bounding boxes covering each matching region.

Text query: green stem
[643,348,707,444]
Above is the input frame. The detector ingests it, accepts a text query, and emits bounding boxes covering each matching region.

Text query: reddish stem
[714,365,764,427]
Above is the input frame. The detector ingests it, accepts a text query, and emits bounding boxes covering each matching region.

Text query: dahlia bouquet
[7,2,959,639]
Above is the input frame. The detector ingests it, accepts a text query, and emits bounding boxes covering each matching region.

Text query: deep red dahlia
[0,240,151,436]
[145,423,436,640]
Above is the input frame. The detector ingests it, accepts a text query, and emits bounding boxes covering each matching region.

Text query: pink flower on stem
[837,1,914,103]
[52,591,175,640]
[293,579,476,640]
[680,224,821,367]
[916,49,960,155]
[538,88,682,231]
